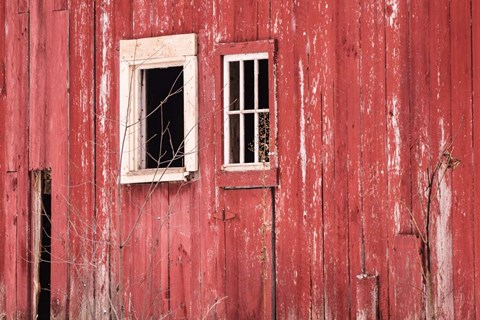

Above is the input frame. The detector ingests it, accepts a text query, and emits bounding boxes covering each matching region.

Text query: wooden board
[222,188,273,319]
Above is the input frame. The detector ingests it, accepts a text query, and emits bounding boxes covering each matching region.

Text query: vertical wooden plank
[223,188,273,319]
[29,0,47,170]
[4,173,18,318]
[385,0,412,235]
[359,0,389,318]
[234,0,256,42]
[0,0,5,312]
[5,2,28,173]
[408,1,431,318]
[294,1,318,318]
[450,0,475,317]
[271,1,310,318]
[342,0,362,318]
[53,0,68,11]
[385,0,424,318]
[216,0,235,43]
[256,0,270,40]
[151,0,172,36]
[47,3,70,317]
[356,275,378,320]
[95,0,118,317]
[68,0,96,317]
[16,173,29,318]
[5,1,29,316]
[132,0,151,37]
[148,187,170,318]
[306,0,333,317]
[18,0,28,14]
[197,8,224,316]
[473,0,480,316]
[428,1,454,318]
[392,236,423,318]
[169,184,193,319]
[123,185,152,319]
[112,1,131,317]
[172,0,193,34]
[409,0,429,250]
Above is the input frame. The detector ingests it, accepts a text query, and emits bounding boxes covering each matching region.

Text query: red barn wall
[0,0,479,319]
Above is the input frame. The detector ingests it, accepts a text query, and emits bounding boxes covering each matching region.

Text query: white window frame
[119,34,198,184]
[223,52,270,171]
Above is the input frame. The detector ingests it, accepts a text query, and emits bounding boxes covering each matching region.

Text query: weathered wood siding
[0,0,479,318]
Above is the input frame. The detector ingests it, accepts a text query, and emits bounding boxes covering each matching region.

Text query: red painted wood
[450,0,475,317]
[234,0,256,42]
[256,0,270,40]
[151,0,172,36]
[473,0,480,315]
[53,0,67,11]
[68,0,96,316]
[149,187,170,317]
[385,0,412,235]
[3,3,29,318]
[28,0,47,170]
[392,236,423,318]
[271,0,310,317]
[111,1,132,317]
[4,173,18,318]
[360,0,389,318]
[5,3,28,173]
[169,184,193,318]
[306,0,332,317]
[356,274,378,319]
[0,0,5,311]
[216,0,235,43]
[222,188,273,319]
[45,6,70,317]
[94,1,118,317]
[385,1,423,318]
[2,1,480,318]
[15,177,29,317]
[409,0,429,244]
[133,0,151,37]
[341,0,361,317]
[18,0,28,14]
[197,27,225,318]
[428,1,454,318]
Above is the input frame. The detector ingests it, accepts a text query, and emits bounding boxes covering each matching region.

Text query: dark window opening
[143,66,184,169]
[229,61,240,111]
[258,59,269,109]
[245,113,255,162]
[38,172,51,319]
[244,60,254,109]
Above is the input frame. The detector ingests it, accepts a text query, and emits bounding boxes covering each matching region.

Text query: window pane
[229,61,240,111]
[258,59,269,109]
[145,67,184,169]
[244,60,254,110]
[258,112,270,162]
[244,113,255,163]
[229,114,240,163]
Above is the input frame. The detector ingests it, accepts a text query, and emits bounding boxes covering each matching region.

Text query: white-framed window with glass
[223,53,270,171]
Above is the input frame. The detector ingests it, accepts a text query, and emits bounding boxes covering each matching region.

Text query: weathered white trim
[119,34,198,184]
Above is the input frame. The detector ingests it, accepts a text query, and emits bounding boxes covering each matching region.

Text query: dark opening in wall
[143,66,184,169]
[38,172,51,319]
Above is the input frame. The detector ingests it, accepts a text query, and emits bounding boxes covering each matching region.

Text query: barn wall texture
[0,0,479,319]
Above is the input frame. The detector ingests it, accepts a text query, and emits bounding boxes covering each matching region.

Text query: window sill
[120,167,189,184]
[217,167,278,188]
